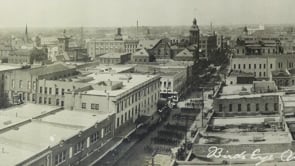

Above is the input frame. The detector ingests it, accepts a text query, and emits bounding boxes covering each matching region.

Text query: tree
[31,47,48,63]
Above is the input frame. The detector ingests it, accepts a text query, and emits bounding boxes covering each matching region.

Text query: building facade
[98,52,131,64]
[214,93,281,117]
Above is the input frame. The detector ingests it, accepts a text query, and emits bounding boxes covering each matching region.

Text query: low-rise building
[214,82,283,117]
[134,62,193,101]
[137,39,171,60]
[0,64,22,107]
[0,103,115,166]
[8,48,48,64]
[173,48,194,61]
[86,28,138,59]
[3,63,77,105]
[225,70,255,85]
[132,48,150,63]
[98,52,131,64]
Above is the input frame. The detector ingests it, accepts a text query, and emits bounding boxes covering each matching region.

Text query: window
[61,101,64,107]
[265,103,268,111]
[91,104,99,110]
[27,81,31,90]
[32,94,36,102]
[45,87,47,94]
[55,88,59,95]
[264,64,266,69]
[249,64,251,69]
[104,125,112,136]
[243,64,246,69]
[270,64,273,69]
[259,64,262,69]
[56,99,59,106]
[82,103,86,109]
[254,64,256,69]
[238,104,241,112]
[90,131,100,144]
[40,87,43,93]
[219,104,222,112]
[19,80,22,88]
[48,98,51,104]
[54,151,66,165]
[274,103,278,111]
[229,104,232,112]
[12,79,15,88]
[256,103,259,111]
[39,97,42,104]
[49,88,52,94]
[234,64,236,69]
[74,140,84,154]
[247,104,250,112]
[238,64,241,69]
[61,88,65,96]
[44,97,47,104]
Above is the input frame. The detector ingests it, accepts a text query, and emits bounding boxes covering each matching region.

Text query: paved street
[113,90,214,166]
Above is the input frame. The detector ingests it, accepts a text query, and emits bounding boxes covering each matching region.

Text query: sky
[0,0,294,27]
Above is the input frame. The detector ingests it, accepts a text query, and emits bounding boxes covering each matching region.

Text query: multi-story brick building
[63,73,160,130]
[231,55,295,80]
[3,63,76,105]
[214,93,281,117]
[0,103,115,166]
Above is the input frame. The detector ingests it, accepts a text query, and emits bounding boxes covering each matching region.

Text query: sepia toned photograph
[1,0,295,165]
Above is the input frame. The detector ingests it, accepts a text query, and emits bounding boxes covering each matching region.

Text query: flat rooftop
[218,92,282,99]
[0,121,79,165]
[86,64,136,73]
[99,52,129,58]
[0,103,59,119]
[282,95,295,107]
[85,73,159,97]
[40,109,113,129]
[212,116,281,126]
[0,104,60,130]
[199,130,290,145]
[0,64,21,71]
[221,84,252,95]
[0,108,113,166]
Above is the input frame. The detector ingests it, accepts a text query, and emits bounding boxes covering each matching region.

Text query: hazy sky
[0,0,294,27]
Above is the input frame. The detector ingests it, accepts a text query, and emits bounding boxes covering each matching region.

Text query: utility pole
[136,20,139,39]
[201,87,204,128]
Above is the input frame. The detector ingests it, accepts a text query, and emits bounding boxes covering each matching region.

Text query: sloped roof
[28,63,73,76]
[137,39,161,50]
[175,48,193,57]
[10,49,32,56]
[133,48,149,57]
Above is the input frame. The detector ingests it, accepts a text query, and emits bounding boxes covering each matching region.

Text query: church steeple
[25,24,28,35]
[193,18,197,25]
[24,24,29,43]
